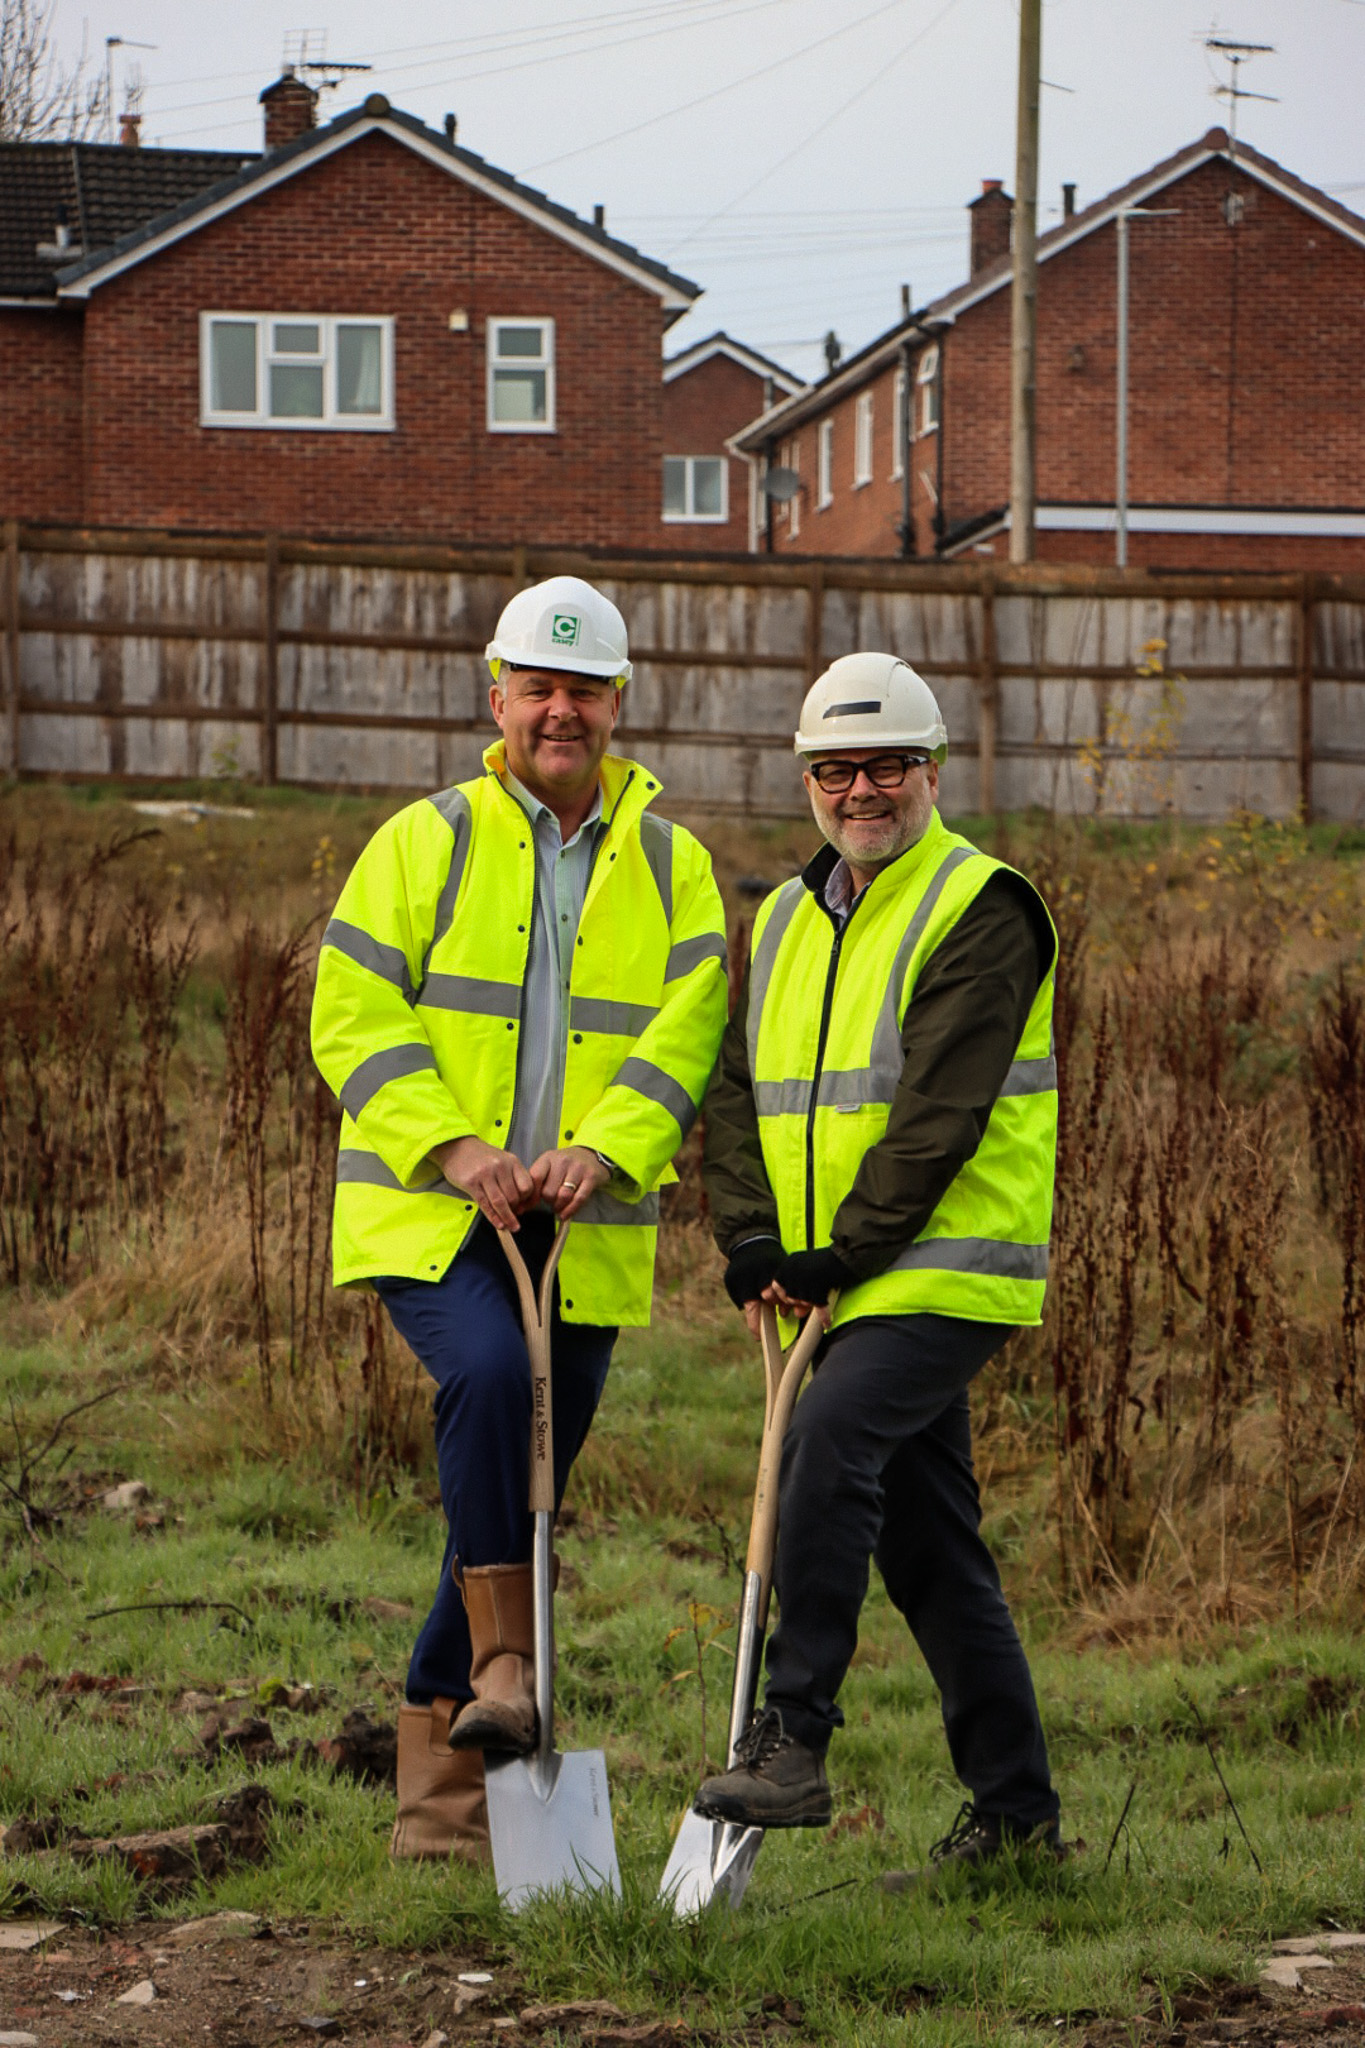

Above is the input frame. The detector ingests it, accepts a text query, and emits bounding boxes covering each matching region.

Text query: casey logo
[550,612,581,647]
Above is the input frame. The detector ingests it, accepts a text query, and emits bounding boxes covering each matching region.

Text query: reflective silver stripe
[753,1077,809,1117]
[612,1055,697,1136]
[577,1186,661,1227]
[887,1236,1050,1281]
[746,877,806,1077]
[321,917,413,1000]
[665,932,728,983]
[754,1068,892,1117]
[570,995,660,1037]
[339,1043,439,1121]
[417,973,521,1019]
[419,788,473,988]
[640,814,674,924]
[998,1054,1058,1098]
[335,1148,462,1197]
[866,848,982,1096]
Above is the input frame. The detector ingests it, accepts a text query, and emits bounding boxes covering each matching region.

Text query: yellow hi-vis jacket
[747,810,1058,1330]
[311,744,729,1326]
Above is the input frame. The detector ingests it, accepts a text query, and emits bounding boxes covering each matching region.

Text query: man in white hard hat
[696,651,1063,1869]
[312,574,728,1863]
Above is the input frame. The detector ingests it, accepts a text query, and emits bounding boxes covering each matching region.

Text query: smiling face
[490,664,621,814]
[803,748,939,883]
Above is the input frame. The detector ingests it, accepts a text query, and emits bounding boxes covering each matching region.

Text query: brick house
[733,131,1365,571]
[660,332,803,552]
[0,78,697,548]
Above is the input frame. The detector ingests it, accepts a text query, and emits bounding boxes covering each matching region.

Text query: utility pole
[1009,0,1041,563]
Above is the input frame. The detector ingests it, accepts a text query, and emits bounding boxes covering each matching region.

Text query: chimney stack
[968,178,1012,276]
[118,111,141,147]
[1062,181,1076,219]
[593,203,605,229]
[444,112,457,142]
[260,69,319,152]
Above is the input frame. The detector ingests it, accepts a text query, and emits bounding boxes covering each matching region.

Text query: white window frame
[817,418,834,509]
[487,317,556,434]
[199,313,394,431]
[853,391,874,488]
[918,344,940,437]
[891,368,908,479]
[662,454,729,523]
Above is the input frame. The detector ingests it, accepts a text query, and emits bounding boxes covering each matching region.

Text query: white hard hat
[485,575,632,684]
[795,652,947,761]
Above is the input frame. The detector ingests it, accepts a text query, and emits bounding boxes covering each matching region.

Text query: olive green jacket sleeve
[702,872,1052,1273]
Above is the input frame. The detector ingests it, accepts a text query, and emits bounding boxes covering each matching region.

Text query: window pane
[273,322,320,354]
[496,325,545,359]
[693,458,723,516]
[663,458,687,515]
[493,369,546,422]
[210,322,256,412]
[270,362,324,417]
[337,324,382,414]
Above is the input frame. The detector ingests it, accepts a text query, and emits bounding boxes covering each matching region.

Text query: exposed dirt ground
[7,1916,1365,2048]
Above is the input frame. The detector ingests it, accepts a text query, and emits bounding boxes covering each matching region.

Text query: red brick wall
[0,309,84,522]
[766,156,1365,572]
[76,131,668,547]
[772,355,910,555]
[661,351,768,552]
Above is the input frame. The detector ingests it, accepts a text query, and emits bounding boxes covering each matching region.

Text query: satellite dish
[762,466,801,502]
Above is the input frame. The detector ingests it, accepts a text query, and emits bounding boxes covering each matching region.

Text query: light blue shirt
[502,769,607,1167]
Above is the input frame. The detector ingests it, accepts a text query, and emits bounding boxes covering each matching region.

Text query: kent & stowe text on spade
[485,1222,620,1909]
[659,1301,824,1914]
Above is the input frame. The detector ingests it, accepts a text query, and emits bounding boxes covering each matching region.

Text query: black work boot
[880,1801,1065,1890]
[693,1708,831,1829]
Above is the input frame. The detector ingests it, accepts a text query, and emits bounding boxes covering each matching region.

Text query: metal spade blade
[487,1225,620,1910]
[658,1305,824,1915]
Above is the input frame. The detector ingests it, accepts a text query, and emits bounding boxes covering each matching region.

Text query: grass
[3,778,1365,2040]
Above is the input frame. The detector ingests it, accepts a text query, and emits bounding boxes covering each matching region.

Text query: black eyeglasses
[808,751,931,794]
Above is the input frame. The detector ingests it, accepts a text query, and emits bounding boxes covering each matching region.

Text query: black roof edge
[54,96,701,302]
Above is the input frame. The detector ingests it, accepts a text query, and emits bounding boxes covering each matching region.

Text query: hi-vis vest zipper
[747,809,1058,1329]
[311,745,728,1326]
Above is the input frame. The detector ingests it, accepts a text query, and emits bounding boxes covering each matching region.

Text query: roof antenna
[281,28,371,97]
[104,35,156,143]
[1202,32,1276,158]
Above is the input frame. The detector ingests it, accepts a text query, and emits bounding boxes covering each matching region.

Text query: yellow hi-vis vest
[311,745,729,1326]
[747,809,1057,1330]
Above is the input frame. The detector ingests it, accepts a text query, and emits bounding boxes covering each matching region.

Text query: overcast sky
[51,0,1365,382]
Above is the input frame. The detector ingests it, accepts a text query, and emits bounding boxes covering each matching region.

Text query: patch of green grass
[5,1316,1365,2042]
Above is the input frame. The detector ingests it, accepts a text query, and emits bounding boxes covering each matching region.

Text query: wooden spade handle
[746,1305,825,1595]
[497,1224,570,1515]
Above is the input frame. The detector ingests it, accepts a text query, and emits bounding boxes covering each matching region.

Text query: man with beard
[695,651,1064,1872]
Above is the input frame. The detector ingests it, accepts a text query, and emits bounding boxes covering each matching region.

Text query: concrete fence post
[261,535,280,785]
[978,573,999,816]
[3,520,19,778]
[1298,573,1315,825]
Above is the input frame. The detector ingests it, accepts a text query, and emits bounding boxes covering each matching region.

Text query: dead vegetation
[1,787,1364,1625]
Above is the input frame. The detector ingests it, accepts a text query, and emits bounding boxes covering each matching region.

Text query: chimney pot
[968,178,1013,276]
[900,282,911,318]
[260,71,318,151]
[444,111,457,142]
[1062,180,1076,219]
[593,202,605,229]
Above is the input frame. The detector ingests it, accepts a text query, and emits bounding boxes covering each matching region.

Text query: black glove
[773,1247,854,1306]
[723,1235,784,1309]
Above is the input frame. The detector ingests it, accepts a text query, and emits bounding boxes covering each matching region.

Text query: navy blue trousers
[374,1216,616,1707]
[764,1313,1059,1830]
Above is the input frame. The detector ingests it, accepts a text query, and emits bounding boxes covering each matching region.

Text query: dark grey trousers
[763,1312,1060,1830]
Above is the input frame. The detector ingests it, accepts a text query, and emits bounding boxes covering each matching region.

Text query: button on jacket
[311,742,729,1326]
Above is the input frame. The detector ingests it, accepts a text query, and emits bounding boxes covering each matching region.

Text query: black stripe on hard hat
[823,699,882,718]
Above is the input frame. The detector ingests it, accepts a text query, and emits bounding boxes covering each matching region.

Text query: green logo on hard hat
[551,612,581,647]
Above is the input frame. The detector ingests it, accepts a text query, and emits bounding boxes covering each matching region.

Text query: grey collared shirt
[502,769,607,1167]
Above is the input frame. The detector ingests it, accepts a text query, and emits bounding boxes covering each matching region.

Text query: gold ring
[562,1180,579,1192]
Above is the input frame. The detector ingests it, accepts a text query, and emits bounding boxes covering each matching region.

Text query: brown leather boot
[391,1699,490,1862]
[447,1562,537,1755]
